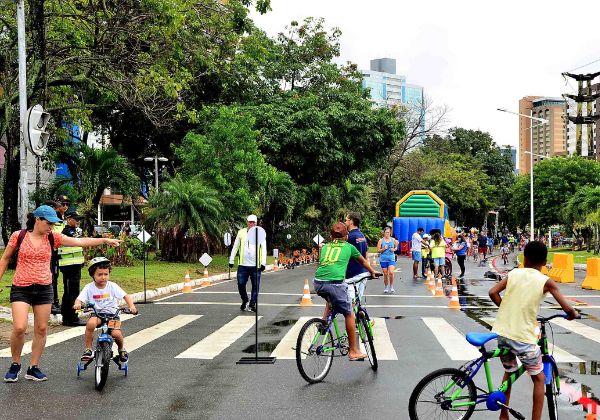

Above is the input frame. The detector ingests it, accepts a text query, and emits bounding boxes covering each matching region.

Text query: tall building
[501,146,518,174]
[518,96,566,174]
[361,58,424,109]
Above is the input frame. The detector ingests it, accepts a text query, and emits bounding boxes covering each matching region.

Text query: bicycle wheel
[408,368,477,420]
[357,314,377,371]
[94,341,112,391]
[296,318,334,384]
[545,362,559,420]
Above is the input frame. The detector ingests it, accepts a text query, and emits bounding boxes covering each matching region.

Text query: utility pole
[563,71,600,158]
[17,0,28,226]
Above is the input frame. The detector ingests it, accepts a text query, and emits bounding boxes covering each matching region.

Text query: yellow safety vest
[57,224,84,267]
[235,228,263,267]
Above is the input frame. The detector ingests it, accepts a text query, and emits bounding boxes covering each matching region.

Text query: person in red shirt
[0,205,121,382]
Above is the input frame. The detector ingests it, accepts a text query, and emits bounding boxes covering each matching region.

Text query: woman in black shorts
[0,205,121,382]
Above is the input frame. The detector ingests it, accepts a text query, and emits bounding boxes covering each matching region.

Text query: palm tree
[146,175,225,261]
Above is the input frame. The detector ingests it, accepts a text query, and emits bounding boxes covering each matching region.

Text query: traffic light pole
[17,0,28,226]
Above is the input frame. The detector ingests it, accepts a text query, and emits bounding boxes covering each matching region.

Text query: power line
[567,57,600,73]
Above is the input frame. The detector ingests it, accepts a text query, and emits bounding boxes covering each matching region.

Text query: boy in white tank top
[489,241,578,420]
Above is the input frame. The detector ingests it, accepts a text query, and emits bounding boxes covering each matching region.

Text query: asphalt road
[0,252,599,420]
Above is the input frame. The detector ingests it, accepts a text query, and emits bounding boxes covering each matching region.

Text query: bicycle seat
[465,332,498,347]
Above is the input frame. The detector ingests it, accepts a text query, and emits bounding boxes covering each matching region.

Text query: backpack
[8,230,57,272]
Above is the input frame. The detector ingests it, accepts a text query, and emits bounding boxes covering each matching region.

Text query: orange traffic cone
[201,267,211,287]
[448,277,461,310]
[300,278,313,306]
[183,270,192,293]
[586,413,597,420]
[435,278,444,297]
[273,257,279,271]
[427,270,435,293]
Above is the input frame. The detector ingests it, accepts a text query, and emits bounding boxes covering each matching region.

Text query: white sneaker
[389,287,395,294]
[383,288,389,294]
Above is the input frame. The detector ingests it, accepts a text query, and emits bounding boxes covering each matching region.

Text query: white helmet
[88,256,111,277]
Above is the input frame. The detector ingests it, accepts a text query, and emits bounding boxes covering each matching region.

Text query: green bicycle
[408,313,578,420]
[295,273,377,383]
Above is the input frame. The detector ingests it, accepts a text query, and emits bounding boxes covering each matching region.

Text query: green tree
[146,175,225,262]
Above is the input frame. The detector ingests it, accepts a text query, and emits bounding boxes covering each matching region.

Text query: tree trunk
[2,124,21,245]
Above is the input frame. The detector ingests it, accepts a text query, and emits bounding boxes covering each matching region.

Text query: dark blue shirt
[346,228,368,278]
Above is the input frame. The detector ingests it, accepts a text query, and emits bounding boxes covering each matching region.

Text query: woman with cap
[0,205,122,382]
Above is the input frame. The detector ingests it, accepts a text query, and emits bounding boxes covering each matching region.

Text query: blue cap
[32,205,61,223]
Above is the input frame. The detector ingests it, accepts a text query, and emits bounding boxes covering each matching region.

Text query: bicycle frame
[442,329,560,410]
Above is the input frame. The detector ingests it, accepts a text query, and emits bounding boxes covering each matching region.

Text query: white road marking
[370,318,398,360]
[551,318,600,346]
[422,317,481,360]
[481,318,583,363]
[113,315,201,353]
[176,316,260,359]
[270,317,313,359]
[0,314,135,358]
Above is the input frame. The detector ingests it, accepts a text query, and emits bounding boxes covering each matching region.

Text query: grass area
[0,251,235,307]
[516,248,600,265]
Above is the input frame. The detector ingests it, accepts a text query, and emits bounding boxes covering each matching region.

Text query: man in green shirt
[313,222,380,361]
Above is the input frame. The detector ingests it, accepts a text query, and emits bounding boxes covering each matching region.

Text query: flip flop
[348,356,366,361]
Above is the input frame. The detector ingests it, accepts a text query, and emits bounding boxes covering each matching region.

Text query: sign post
[237,225,276,365]
[137,230,152,304]
[224,232,232,280]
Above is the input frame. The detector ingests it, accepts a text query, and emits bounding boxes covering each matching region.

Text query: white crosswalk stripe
[370,318,398,360]
[422,317,481,360]
[270,317,313,359]
[480,317,583,363]
[0,314,135,358]
[551,318,600,345]
[176,316,260,359]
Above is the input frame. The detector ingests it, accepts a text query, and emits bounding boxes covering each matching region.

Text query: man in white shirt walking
[229,215,267,312]
[411,227,426,279]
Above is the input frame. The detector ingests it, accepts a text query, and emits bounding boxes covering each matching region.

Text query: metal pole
[530,114,535,242]
[154,156,159,191]
[143,229,147,303]
[17,0,28,226]
[254,227,259,360]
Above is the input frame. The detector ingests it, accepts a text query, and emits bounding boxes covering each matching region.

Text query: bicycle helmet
[88,256,111,277]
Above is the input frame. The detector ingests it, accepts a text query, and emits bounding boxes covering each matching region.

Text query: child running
[313,222,381,361]
[73,257,137,362]
[489,241,578,420]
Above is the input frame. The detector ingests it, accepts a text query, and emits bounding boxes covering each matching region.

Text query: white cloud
[251,0,600,149]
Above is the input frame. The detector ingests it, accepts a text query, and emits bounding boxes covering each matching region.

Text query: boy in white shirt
[73,257,137,362]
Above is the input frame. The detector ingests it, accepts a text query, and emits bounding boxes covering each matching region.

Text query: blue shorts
[433,257,445,266]
[380,260,395,269]
[313,279,352,316]
[412,251,422,261]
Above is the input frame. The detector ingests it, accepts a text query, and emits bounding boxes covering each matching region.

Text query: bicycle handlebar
[82,303,138,317]
[345,272,378,284]
[536,313,581,322]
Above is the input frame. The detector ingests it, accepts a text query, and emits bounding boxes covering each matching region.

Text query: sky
[251,0,600,151]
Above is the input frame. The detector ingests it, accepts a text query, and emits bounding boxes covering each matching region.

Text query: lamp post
[144,156,168,250]
[497,108,549,241]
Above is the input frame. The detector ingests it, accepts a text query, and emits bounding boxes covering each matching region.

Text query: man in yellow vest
[229,215,267,312]
[48,196,69,314]
[59,211,86,326]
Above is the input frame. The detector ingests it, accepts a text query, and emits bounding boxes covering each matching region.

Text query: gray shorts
[313,279,352,316]
[497,336,543,375]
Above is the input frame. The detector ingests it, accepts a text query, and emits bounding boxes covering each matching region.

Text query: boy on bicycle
[73,257,137,362]
[314,222,381,361]
[489,241,578,420]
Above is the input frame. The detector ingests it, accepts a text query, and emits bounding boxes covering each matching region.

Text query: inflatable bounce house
[392,190,453,255]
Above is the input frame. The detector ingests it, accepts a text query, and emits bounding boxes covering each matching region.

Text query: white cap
[247,214,257,223]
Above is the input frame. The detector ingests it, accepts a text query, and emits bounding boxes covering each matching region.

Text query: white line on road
[422,317,481,361]
[269,317,313,359]
[480,318,583,363]
[176,316,260,359]
[371,318,398,360]
[0,314,135,358]
[114,315,202,353]
[551,318,600,346]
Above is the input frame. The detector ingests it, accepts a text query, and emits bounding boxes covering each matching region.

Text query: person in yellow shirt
[489,241,578,420]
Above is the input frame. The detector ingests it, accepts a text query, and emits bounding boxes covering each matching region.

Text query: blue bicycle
[76,303,135,391]
[408,313,577,420]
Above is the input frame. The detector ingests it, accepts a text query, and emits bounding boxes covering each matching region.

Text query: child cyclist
[489,241,578,420]
[73,257,138,362]
[313,222,381,361]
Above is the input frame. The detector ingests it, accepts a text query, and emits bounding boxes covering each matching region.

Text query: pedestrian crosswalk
[0,314,597,364]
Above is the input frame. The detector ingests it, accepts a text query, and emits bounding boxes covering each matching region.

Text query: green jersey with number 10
[314,240,361,281]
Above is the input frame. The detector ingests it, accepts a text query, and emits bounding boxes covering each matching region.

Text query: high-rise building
[501,146,518,174]
[518,96,566,174]
[361,58,424,109]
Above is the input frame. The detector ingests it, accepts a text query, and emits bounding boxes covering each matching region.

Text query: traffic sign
[273,248,279,258]
[199,253,212,267]
[137,230,151,243]
[313,234,324,245]
[224,232,232,247]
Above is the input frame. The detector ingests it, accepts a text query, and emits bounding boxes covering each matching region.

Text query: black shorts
[10,284,54,306]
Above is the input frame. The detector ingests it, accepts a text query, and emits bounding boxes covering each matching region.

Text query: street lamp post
[497,108,549,242]
[144,156,168,250]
